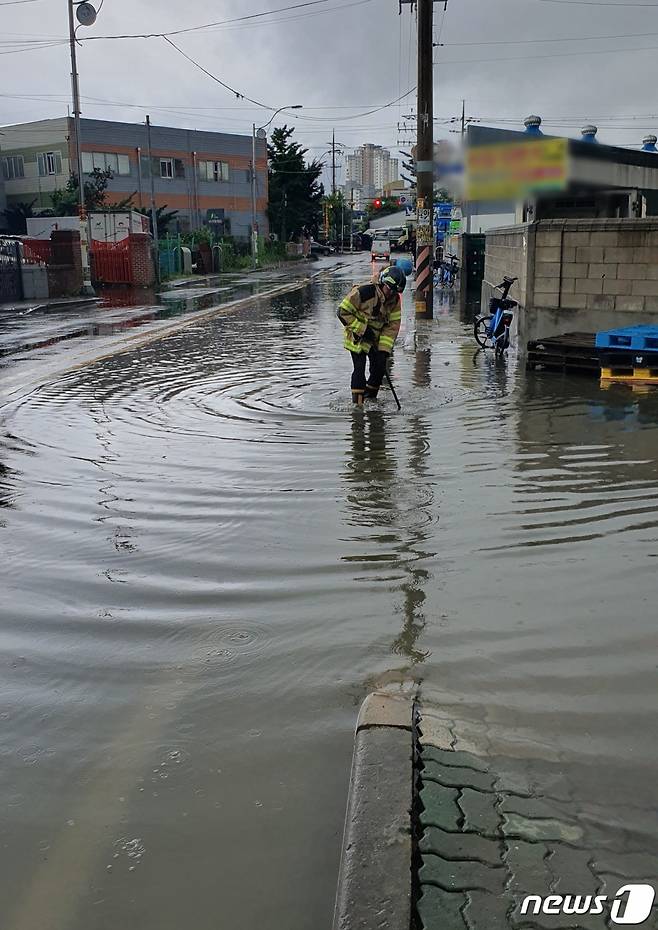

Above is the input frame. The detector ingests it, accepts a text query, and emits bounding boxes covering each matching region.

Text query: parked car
[309,239,334,257]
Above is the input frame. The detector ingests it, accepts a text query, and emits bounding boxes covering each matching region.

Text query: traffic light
[373,198,382,208]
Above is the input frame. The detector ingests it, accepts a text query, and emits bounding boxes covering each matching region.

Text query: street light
[68,0,98,296]
[251,104,302,268]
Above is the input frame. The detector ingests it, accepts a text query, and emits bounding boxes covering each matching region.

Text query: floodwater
[1,255,657,929]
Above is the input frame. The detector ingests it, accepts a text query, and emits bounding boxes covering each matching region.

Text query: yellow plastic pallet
[600,366,658,385]
[600,380,654,394]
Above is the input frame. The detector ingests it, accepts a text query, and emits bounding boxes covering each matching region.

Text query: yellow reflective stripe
[344,334,370,352]
[379,335,394,349]
[339,298,358,314]
[389,310,402,321]
[348,318,367,335]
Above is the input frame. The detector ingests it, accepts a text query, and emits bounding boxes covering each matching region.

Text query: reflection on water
[1,262,658,929]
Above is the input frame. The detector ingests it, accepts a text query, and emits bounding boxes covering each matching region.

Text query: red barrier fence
[21,239,53,265]
[90,238,132,285]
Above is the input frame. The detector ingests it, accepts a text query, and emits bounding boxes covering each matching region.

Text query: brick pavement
[413,701,658,930]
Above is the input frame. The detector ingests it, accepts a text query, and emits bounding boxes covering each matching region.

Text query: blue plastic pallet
[595,325,658,352]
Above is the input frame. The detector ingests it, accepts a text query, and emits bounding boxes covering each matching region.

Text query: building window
[160,158,174,179]
[38,151,62,176]
[198,160,229,182]
[81,151,131,175]
[1,155,24,180]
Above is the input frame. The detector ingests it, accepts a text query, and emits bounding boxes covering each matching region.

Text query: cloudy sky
[2,0,658,187]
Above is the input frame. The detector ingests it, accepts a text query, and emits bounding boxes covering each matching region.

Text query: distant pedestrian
[336,265,406,405]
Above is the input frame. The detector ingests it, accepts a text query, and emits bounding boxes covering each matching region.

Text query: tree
[267,125,323,241]
[52,168,120,216]
[1,199,37,234]
[365,197,403,221]
[324,191,347,242]
[135,204,179,238]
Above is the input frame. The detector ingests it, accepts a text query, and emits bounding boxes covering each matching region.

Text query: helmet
[379,265,406,293]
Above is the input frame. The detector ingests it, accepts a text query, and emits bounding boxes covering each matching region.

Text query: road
[1,255,657,929]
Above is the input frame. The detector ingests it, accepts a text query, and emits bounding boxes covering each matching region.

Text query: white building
[345,144,399,195]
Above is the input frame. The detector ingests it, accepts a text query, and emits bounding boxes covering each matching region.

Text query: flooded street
[1,255,657,929]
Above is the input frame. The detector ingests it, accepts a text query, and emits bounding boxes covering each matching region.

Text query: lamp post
[251,104,302,269]
[68,0,98,296]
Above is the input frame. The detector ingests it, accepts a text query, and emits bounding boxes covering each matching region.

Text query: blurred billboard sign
[465,137,568,201]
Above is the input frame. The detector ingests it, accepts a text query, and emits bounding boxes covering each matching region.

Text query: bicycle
[474,275,518,355]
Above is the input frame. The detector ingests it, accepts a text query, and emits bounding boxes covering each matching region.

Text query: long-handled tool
[384,370,402,411]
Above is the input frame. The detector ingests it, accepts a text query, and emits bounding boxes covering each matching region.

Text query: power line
[84,0,369,42]
[0,0,44,5]
[163,34,416,122]
[440,30,658,45]
[162,36,274,110]
[435,41,658,65]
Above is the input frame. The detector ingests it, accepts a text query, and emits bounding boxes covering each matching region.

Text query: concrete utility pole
[251,123,258,266]
[414,0,434,319]
[350,186,355,252]
[332,129,337,195]
[68,0,95,296]
[145,115,160,284]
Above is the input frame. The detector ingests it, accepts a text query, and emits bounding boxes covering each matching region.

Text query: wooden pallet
[526,332,601,375]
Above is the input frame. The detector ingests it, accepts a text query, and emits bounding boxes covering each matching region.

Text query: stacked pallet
[596,325,658,385]
[526,332,601,375]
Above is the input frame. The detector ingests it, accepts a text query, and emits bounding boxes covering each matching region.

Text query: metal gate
[90,238,132,285]
[0,237,23,303]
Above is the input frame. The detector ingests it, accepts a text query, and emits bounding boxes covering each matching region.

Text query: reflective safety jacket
[337,282,402,354]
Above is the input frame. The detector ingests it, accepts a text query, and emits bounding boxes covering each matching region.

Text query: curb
[332,689,416,930]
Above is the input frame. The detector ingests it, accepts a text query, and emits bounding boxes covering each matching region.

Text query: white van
[371,230,391,261]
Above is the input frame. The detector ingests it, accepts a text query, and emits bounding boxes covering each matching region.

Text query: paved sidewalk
[415,697,658,930]
[332,688,658,930]
[0,296,100,314]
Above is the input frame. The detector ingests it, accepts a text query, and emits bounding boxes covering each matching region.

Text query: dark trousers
[350,349,388,395]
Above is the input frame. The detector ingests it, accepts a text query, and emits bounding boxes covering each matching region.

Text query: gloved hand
[363,326,377,343]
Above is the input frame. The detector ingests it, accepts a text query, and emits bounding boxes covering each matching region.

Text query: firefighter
[337,265,406,405]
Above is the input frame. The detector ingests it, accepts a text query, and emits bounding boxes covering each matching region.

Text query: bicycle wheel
[474,317,493,348]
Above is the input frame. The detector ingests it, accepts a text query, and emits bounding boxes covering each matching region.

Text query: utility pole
[414,0,434,318]
[340,196,345,253]
[332,129,336,195]
[350,186,354,252]
[281,191,288,244]
[145,115,160,284]
[68,0,95,295]
[461,99,466,141]
[251,122,258,268]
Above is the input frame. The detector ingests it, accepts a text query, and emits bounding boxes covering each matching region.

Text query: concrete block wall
[483,218,658,343]
[481,223,534,313]
[533,219,658,314]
